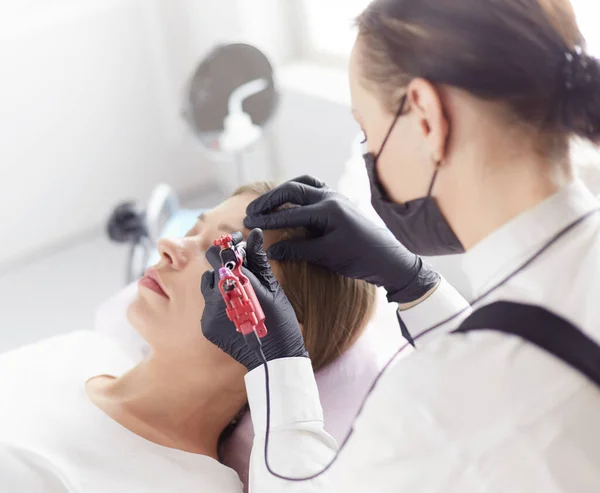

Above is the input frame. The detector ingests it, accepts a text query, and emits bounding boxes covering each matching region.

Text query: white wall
[0,0,357,270]
[269,90,357,185]
[0,0,217,267]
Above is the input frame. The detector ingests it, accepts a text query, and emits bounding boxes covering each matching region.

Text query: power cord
[248,327,413,482]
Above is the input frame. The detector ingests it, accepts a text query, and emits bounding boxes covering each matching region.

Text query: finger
[205,245,222,271]
[200,270,216,294]
[267,238,323,263]
[242,264,279,295]
[246,228,269,272]
[245,203,326,231]
[245,228,265,256]
[231,231,243,245]
[246,180,328,216]
[245,228,270,276]
[290,175,328,189]
[245,228,279,293]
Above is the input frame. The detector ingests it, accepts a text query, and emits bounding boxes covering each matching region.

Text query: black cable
[252,207,600,482]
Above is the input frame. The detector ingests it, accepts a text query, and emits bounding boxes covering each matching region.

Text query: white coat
[245,179,600,492]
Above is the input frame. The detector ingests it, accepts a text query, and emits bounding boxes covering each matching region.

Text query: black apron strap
[453,301,600,388]
[397,311,416,347]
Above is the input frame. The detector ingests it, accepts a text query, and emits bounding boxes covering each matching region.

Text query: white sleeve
[0,443,72,492]
[398,277,471,346]
[246,358,337,493]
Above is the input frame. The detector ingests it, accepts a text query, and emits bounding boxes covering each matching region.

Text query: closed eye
[185,214,206,237]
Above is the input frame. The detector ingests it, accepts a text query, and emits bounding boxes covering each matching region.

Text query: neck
[443,130,571,251]
[101,352,247,459]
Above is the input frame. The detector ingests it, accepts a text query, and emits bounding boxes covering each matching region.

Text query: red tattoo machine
[214,234,268,338]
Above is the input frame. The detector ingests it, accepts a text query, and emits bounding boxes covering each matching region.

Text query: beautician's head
[127,182,376,373]
[350,0,600,250]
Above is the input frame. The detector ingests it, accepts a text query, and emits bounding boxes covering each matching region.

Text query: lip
[139,268,169,299]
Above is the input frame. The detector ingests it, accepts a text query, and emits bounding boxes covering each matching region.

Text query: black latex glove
[200,228,308,371]
[244,176,440,304]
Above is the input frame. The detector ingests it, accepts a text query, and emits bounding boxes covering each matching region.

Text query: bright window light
[573,1,600,56]
[301,0,371,60]
[301,1,600,61]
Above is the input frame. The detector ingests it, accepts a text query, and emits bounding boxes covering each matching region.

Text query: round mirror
[185,43,279,156]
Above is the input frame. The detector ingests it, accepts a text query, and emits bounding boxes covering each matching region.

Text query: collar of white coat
[461,179,600,299]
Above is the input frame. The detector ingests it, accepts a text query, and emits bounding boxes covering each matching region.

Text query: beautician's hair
[356,0,600,155]
[233,182,377,371]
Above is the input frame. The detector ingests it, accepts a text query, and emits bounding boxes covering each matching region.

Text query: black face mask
[364,96,465,256]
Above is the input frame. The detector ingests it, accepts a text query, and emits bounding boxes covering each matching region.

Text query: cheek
[196,230,218,254]
[134,261,211,347]
[377,122,434,203]
[177,259,210,329]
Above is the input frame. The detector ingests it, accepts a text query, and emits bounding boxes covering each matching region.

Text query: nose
[197,234,213,254]
[157,237,189,270]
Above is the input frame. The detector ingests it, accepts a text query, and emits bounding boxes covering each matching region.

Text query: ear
[406,78,450,163]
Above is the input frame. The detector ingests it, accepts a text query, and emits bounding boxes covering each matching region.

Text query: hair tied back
[558,46,600,142]
[562,47,599,91]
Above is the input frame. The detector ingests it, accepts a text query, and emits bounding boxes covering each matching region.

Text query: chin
[126,294,163,345]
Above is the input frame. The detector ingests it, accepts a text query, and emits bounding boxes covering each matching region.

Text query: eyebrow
[197,213,242,235]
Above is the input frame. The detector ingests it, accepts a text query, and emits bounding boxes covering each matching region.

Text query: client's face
[127,193,257,363]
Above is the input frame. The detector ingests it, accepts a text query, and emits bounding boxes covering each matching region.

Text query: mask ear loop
[377,94,439,209]
[427,165,440,197]
[375,95,408,160]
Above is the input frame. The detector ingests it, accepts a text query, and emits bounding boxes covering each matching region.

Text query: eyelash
[360,130,367,144]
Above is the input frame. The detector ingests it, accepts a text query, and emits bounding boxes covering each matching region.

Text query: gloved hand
[244,176,440,304]
[200,228,308,371]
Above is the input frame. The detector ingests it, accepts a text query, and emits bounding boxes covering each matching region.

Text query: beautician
[200,0,600,491]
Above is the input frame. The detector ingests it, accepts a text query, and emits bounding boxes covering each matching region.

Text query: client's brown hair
[233,182,377,371]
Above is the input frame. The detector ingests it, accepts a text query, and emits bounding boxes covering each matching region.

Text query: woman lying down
[0,182,376,492]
